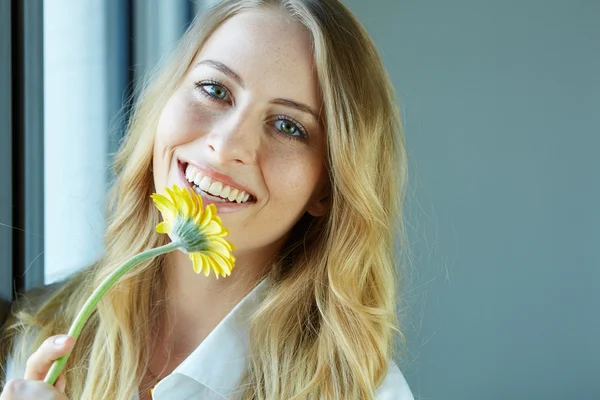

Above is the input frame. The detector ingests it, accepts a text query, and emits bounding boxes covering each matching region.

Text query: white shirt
[5,279,414,399]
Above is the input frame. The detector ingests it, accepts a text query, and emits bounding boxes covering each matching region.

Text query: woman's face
[153,8,328,258]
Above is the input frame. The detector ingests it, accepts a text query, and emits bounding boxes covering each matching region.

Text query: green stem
[44,241,182,386]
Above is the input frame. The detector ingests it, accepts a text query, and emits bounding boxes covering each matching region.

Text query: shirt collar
[152,278,270,399]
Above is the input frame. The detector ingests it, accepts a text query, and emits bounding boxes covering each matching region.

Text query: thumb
[55,373,67,393]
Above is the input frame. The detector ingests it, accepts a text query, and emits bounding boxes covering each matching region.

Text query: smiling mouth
[179,162,255,204]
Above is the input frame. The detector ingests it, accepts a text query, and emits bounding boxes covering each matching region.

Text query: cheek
[154,95,196,187]
[156,95,196,147]
[263,150,325,202]
[156,91,220,150]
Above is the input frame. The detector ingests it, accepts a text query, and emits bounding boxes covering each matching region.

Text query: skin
[147,6,328,390]
[0,335,73,400]
[1,7,329,399]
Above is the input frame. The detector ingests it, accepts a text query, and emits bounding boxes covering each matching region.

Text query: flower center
[172,216,210,253]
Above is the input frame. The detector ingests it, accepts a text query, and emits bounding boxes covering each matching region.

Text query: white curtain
[44,0,203,283]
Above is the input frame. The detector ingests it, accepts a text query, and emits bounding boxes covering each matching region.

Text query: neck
[157,247,273,358]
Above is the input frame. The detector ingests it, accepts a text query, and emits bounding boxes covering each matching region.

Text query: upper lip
[179,158,256,199]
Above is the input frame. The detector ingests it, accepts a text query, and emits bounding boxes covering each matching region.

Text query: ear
[306,184,330,217]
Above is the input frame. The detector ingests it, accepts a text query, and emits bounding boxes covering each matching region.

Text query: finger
[55,373,66,393]
[1,379,69,400]
[24,335,75,381]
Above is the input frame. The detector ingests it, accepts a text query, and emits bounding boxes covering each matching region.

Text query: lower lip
[176,163,254,213]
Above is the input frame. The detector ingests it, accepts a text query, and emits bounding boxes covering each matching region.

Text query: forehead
[194,8,320,105]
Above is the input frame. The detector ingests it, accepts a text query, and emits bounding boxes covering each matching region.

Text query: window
[1,0,209,319]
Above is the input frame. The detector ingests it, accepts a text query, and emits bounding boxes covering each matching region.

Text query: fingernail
[54,335,68,345]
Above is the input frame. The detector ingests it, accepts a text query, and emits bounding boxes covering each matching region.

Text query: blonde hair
[1,0,408,398]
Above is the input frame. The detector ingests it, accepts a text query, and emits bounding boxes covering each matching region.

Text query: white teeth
[236,191,245,203]
[227,188,239,202]
[208,181,223,196]
[198,176,211,191]
[193,172,203,186]
[184,164,252,203]
[221,186,231,198]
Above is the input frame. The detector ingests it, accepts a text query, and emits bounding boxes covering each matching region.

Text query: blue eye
[195,81,230,102]
[276,120,299,135]
[203,83,228,100]
[272,116,307,139]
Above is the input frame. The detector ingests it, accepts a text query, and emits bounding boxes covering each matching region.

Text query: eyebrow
[196,59,320,121]
[196,59,245,88]
[270,98,319,121]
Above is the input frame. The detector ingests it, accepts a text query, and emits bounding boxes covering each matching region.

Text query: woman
[0,0,412,398]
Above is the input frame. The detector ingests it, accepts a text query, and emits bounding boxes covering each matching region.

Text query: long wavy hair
[0,0,408,398]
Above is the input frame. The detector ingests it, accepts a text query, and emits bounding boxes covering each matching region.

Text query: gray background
[343,1,600,399]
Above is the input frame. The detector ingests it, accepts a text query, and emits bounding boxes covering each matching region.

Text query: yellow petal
[207,204,217,218]
[194,190,204,209]
[203,220,225,236]
[151,194,177,220]
[190,253,204,274]
[185,188,197,217]
[152,184,236,279]
[203,255,212,277]
[207,256,223,278]
[209,239,232,257]
[195,204,213,228]
[156,221,171,234]
[214,236,234,251]
[180,189,193,217]
[165,187,183,215]
[213,253,233,276]
[191,190,202,216]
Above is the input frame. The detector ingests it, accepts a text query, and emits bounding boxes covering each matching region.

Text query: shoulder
[375,361,414,400]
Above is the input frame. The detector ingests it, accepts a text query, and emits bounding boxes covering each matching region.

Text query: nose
[205,108,260,165]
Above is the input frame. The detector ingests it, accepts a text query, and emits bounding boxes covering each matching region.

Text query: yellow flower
[151,185,236,278]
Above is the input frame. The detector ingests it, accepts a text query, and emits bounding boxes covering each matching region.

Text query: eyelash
[193,79,308,141]
[270,115,307,140]
[195,79,228,97]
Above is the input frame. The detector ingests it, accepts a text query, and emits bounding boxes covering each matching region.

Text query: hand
[1,335,74,400]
